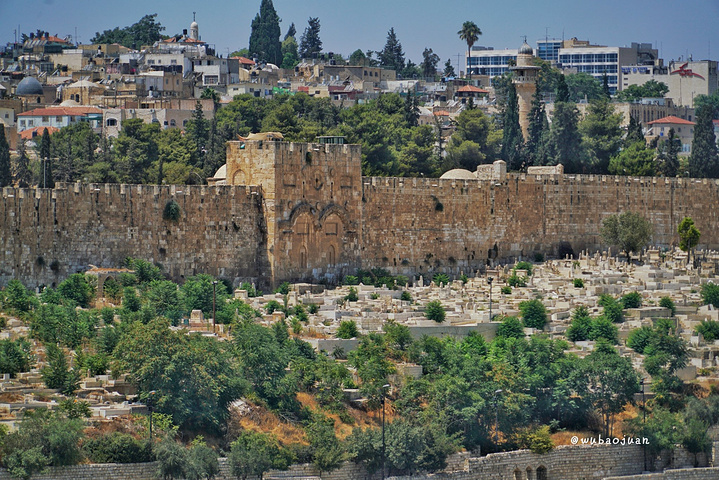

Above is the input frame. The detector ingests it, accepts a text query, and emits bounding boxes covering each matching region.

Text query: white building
[621,60,719,108]
[17,106,102,132]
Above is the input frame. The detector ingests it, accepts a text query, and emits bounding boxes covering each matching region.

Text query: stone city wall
[361,173,719,278]
[0,183,269,289]
[0,444,706,480]
[2,172,719,289]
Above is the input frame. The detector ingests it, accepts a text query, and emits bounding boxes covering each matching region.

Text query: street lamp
[148,390,157,443]
[381,383,390,480]
[487,277,494,320]
[493,389,503,446]
[640,378,647,471]
[212,280,218,333]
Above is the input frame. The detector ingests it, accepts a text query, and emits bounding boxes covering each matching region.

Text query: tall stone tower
[190,13,199,41]
[510,39,540,140]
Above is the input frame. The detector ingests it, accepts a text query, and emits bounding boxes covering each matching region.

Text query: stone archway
[536,465,547,480]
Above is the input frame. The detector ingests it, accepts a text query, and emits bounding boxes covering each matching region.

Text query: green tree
[615,80,669,102]
[0,338,33,377]
[349,49,368,66]
[589,317,619,343]
[229,430,286,480]
[0,124,11,187]
[566,306,592,342]
[688,104,719,178]
[298,17,322,59]
[379,28,405,72]
[571,341,640,436]
[181,274,228,317]
[519,299,547,330]
[248,0,282,65]
[443,59,456,77]
[609,141,655,176]
[693,92,719,119]
[625,116,644,147]
[457,21,481,80]
[600,212,653,260]
[91,14,165,48]
[526,81,550,166]
[656,128,680,177]
[38,128,53,188]
[306,415,345,473]
[186,437,219,480]
[565,73,604,103]
[12,139,32,187]
[621,292,642,309]
[444,108,499,171]
[337,320,359,339]
[701,283,719,308]
[555,74,570,103]
[56,274,94,308]
[678,217,701,263]
[155,435,188,480]
[580,100,623,174]
[549,101,584,173]
[114,319,245,432]
[280,36,300,69]
[420,48,440,78]
[425,300,446,323]
[496,316,524,339]
[696,319,719,341]
[3,279,36,313]
[41,344,79,395]
[502,81,524,170]
[598,294,624,323]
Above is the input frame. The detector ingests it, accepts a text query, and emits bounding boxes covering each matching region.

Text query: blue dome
[16,77,44,96]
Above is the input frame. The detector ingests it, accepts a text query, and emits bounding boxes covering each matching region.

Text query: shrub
[573,278,584,288]
[155,436,188,480]
[370,293,380,300]
[162,200,181,221]
[589,316,619,343]
[274,282,291,295]
[621,292,642,309]
[566,306,592,342]
[57,274,94,308]
[701,283,719,308]
[343,275,359,286]
[507,273,527,288]
[425,300,445,323]
[345,287,358,302]
[294,305,309,322]
[308,304,319,314]
[659,296,676,316]
[497,316,524,339]
[696,320,719,342]
[514,425,554,454]
[500,286,512,295]
[627,326,655,354]
[514,261,534,276]
[240,281,260,297]
[84,432,153,464]
[459,274,469,284]
[337,320,359,339]
[291,317,302,335]
[432,273,450,285]
[519,299,547,330]
[400,291,412,302]
[265,300,282,314]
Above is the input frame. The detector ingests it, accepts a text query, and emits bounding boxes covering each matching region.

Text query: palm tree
[458,21,482,80]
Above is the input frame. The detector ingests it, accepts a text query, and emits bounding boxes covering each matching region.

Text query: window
[170,59,177,65]
[28,120,34,126]
[170,119,176,126]
[20,120,25,127]
[56,116,62,122]
[42,116,49,122]
[106,118,117,126]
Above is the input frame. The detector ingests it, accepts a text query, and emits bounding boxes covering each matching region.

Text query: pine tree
[602,73,611,99]
[550,102,584,173]
[656,128,680,177]
[501,82,523,170]
[404,88,419,127]
[443,59,455,78]
[248,0,282,65]
[579,100,623,174]
[299,17,322,59]
[526,81,549,166]
[688,104,719,178]
[378,28,405,72]
[187,101,209,169]
[0,124,11,187]
[13,139,32,187]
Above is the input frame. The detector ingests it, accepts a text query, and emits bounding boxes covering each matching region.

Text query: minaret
[190,12,199,41]
[510,38,540,140]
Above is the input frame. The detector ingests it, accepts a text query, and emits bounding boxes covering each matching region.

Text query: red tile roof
[18,106,102,117]
[232,56,256,66]
[19,126,59,140]
[647,116,695,126]
[433,110,451,116]
[457,85,489,93]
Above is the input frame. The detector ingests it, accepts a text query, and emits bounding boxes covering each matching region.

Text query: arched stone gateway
[536,465,547,480]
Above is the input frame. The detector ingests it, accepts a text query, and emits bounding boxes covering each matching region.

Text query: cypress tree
[0,124,11,187]
[556,74,570,103]
[656,128,680,177]
[550,102,584,173]
[248,0,282,65]
[501,82,523,170]
[379,28,405,72]
[526,80,549,165]
[688,104,719,178]
[625,116,644,147]
[39,128,54,188]
[13,139,32,187]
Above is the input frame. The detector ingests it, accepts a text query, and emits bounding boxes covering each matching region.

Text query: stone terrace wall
[604,467,719,480]
[361,174,719,277]
[0,183,269,289]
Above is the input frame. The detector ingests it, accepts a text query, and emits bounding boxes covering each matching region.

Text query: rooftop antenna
[193,11,196,22]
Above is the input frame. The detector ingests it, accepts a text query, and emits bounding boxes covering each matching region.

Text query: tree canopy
[90,14,165,48]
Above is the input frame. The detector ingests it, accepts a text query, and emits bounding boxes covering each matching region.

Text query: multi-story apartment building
[621,60,718,108]
[467,47,518,78]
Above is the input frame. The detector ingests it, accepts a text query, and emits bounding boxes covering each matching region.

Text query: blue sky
[1,0,717,69]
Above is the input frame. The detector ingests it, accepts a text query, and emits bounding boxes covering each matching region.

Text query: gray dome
[16,77,44,96]
[518,42,533,55]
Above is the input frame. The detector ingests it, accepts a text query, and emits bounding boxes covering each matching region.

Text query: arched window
[170,119,176,126]
[526,467,533,480]
[106,118,117,127]
[299,246,307,269]
[536,466,547,480]
[514,469,522,480]
[328,245,336,265]
[182,119,188,127]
